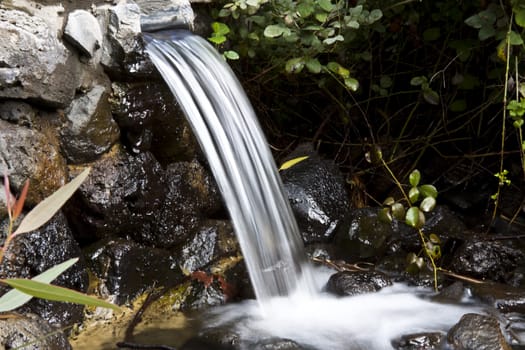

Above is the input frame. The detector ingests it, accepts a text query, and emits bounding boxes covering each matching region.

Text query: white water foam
[204,268,481,350]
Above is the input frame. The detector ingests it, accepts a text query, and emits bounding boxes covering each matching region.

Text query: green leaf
[479,26,495,40]
[209,35,227,45]
[368,9,383,23]
[14,168,90,235]
[279,156,309,170]
[515,8,525,27]
[344,77,359,91]
[409,169,421,187]
[423,88,440,105]
[315,12,328,23]
[323,34,344,45]
[264,24,285,38]
[391,203,406,221]
[2,278,120,311]
[420,196,436,212]
[305,58,322,74]
[419,184,438,199]
[465,14,483,29]
[285,57,305,73]
[410,76,427,86]
[297,3,314,18]
[378,207,392,223]
[408,187,420,204]
[509,31,524,45]
[380,76,392,89]
[211,22,230,36]
[224,50,240,60]
[405,206,420,228]
[0,258,78,312]
[383,197,395,206]
[318,0,334,12]
[349,5,363,16]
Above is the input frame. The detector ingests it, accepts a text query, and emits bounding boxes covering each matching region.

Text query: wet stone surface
[86,238,182,305]
[0,212,87,328]
[325,270,392,297]
[281,144,350,244]
[447,313,512,350]
[391,332,445,350]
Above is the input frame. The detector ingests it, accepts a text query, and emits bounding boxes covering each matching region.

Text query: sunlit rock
[60,83,120,163]
[64,10,103,59]
[0,7,80,107]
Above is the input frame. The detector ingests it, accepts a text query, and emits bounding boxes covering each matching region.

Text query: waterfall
[144,30,316,308]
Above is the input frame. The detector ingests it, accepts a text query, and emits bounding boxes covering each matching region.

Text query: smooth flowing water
[144,30,316,308]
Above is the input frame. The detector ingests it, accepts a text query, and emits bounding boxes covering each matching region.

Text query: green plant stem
[492,17,513,221]
[380,157,439,291]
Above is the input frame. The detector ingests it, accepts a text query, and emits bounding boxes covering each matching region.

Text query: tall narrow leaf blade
[14,168,90,235]
[0,258,78,312]
[1,279,119,311]
[12,180,29,220]
[279,156,309,170]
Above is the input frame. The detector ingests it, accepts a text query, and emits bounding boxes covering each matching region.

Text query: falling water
[144,30,316,308]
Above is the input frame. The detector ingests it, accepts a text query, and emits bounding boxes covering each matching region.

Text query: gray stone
[136,0,194,32]
[447,313,511,350]
[60,84,120,163]
[0,8,79,107]
[64,10,103,58]
[0,119,68,206]
[0,101,37,127]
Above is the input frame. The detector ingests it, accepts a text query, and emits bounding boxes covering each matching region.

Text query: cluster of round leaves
[379,169,437,229]
[208,0,384,91]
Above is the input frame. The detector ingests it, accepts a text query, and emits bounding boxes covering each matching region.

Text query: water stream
[144,30,316,308]
[144,30,485,349]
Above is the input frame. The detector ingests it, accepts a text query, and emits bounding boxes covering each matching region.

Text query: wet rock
[392,332,445,350]
[325,270,392,296]
[449,239,524,283]
[422,206,467,241]
[470,282,525,314]
[280,144,349,244]
[181,336,236,350]
[110,81,197,161]
[333,207,391,259]
[447,313,511,350]
[0,7,80,107]
[97,0,154,77]
[60,83,120,163]
[0,119,68,206]
[86,238,182,304]
[182,277,229,310]
[64,10,103,59]
[0,313,72,350]
[179,220,238,274]
[250,337,313,350]
[432,281,469,304]
[0,212,88,328]
[65,147,171,244]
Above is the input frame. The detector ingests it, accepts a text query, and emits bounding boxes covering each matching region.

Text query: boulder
[447,313,511,350]
[325,270,392,297]
[64,10,103,59]
[280,144,349,244]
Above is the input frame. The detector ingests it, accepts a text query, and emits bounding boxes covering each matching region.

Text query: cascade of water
[144,30,316,308]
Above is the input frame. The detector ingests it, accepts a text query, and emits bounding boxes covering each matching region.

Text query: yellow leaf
[279,156,309,170]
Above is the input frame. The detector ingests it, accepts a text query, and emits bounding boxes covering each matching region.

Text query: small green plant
[0,167,118,313]
[367,146,441,290]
